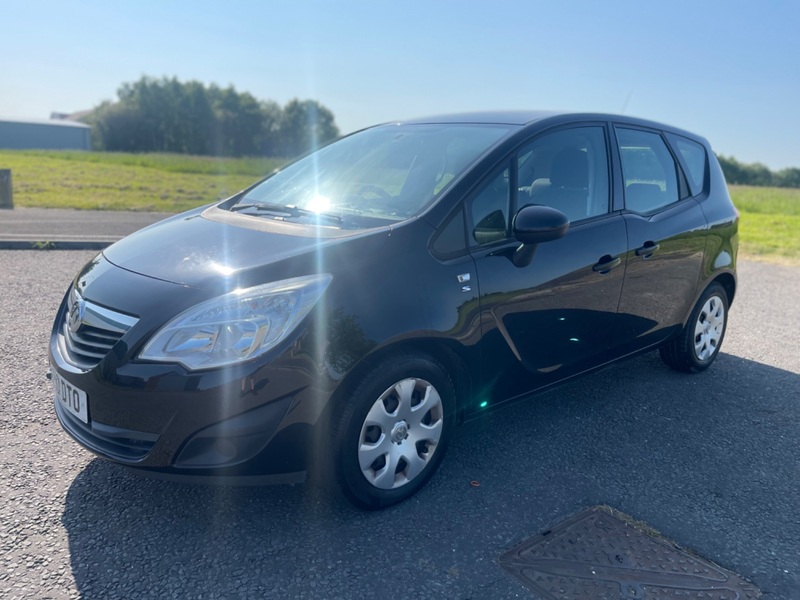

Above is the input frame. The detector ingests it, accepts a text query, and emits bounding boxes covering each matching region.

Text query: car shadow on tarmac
[61,352,800,599]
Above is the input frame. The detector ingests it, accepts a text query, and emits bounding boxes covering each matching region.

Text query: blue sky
[1,0,798,169]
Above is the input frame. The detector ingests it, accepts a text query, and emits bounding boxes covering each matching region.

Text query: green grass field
[0,150,282,212]
[729,185,800,264]
[0,151,796,264]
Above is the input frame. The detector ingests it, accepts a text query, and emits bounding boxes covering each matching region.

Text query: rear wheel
[660,282,729,373]
[334,353,455,509]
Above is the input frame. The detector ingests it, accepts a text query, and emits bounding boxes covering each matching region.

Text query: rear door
[468,124,627,410]
[611,126,707,355]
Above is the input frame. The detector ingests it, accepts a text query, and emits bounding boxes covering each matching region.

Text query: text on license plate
[53,370,88,424]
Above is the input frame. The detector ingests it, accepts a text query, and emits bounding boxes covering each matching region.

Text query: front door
[468,125,627,411]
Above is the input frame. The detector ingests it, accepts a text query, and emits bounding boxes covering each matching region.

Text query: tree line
[83,76,339,157]
[717,155,800,189]
[81,79,800,188]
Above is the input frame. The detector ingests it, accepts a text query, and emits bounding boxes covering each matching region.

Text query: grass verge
[0,150,282,212]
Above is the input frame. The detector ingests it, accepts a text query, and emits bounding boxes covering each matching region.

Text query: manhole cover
[499,506,760,599]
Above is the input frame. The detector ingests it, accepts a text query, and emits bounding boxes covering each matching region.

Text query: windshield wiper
[231,202,342,224]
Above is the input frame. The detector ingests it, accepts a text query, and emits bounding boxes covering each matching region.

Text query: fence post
[0,169,12,209]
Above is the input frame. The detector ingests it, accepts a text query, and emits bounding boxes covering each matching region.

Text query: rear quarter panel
[696,148,739,307]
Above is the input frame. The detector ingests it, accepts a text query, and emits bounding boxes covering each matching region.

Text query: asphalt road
[0,207,171,242]
[1,252,798,599]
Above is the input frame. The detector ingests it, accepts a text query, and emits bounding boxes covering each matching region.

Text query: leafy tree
[776,168,800,188]
[258,101,282,156]
[715,154,798,188]
[717,156,779,186]
[207,85,266,157]
[85,76,339,158]
[277,99,340,157]
[110,76,214,154]
[86,101,146,151]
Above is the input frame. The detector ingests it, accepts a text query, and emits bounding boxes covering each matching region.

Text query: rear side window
[616,128,679,213]
[668,134,707,196]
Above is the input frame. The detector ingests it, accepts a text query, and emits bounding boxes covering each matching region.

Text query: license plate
[53,369,88,424]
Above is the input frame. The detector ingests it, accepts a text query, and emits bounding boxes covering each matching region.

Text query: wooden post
[0,169,12,209]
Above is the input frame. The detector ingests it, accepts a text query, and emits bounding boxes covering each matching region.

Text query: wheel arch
[329,337,474,424]
[674,269,736,336]
[660,272,731,373]
[712,271,736,306]
[325,339,467,508]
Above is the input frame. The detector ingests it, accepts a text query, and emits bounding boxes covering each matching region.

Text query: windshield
[235,123,513,228]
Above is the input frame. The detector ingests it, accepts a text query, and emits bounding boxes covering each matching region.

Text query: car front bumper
[49,279,334,482]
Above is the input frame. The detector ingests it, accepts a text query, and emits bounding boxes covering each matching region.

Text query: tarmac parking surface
[1,251,798,599]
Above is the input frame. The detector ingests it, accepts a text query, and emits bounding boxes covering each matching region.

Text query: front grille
[59,288,138,369]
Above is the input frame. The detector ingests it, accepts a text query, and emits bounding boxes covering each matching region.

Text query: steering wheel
[356,184,392,201]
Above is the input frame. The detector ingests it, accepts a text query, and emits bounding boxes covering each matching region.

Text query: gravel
[1,252,798,599]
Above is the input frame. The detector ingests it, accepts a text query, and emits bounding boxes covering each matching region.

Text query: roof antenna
[621,90,633,115]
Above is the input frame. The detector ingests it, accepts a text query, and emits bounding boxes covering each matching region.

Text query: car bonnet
[102,205,391,291]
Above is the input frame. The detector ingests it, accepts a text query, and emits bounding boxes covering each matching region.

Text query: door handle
[592,255,621,274]
[635,242,660,259]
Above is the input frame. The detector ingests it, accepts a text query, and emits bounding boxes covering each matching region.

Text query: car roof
[393,110,707,144]
[397,110,560,126]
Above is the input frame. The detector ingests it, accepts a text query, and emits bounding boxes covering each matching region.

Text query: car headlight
[139,274,332,370]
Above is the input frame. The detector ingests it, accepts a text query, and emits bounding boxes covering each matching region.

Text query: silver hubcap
[694,295,725,361]
[358,378,444,490]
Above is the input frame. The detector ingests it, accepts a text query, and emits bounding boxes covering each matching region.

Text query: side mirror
[513,204,569,244]
[511,204,569,267]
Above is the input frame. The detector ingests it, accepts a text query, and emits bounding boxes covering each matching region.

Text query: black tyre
[334,353,456,509]
[660,282,729,373]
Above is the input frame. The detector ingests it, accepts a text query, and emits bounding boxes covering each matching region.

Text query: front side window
[468,168,510,245]
[236,124,512,229]
[517,126,610,223]
[432,207,467,256]
[616,128,680,213]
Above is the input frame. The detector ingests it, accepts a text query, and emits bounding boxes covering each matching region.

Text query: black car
[50,111,738,509]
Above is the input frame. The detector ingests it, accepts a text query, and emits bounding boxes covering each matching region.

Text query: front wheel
[660,282,729,373]
[334,353,456,509]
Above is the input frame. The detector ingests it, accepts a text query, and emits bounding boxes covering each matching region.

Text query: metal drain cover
[499,506,760,599]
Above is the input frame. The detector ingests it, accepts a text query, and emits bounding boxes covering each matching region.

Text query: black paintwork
[49,111,738,480]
